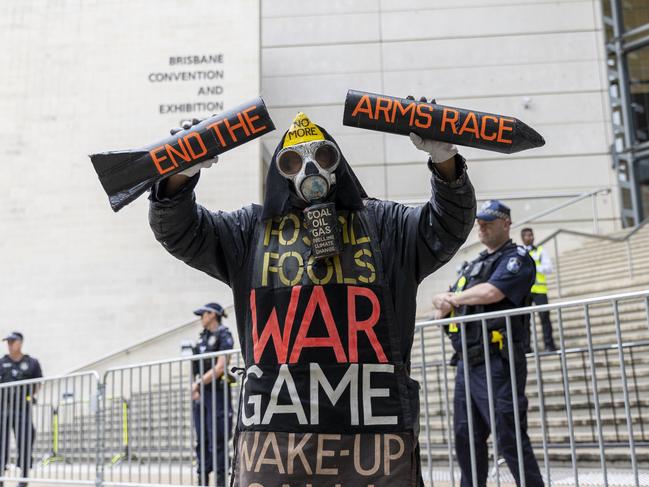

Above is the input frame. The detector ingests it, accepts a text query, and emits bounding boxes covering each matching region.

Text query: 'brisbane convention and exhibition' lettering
[149,53,225,116]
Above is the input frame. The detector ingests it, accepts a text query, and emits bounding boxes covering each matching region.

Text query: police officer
[432,201,544,487]
[190,303,234,487]
[0,332,43,487]
[521,227,557,351]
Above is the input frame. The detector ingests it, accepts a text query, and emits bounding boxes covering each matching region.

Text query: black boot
[197,472,210,486]
[17,466,29,487]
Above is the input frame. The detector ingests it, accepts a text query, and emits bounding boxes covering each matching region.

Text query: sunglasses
[276,140,341,178]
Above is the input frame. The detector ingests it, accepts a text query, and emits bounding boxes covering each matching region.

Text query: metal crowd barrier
[0,371,100,485]
[413,289,649,487]
[1,290,648,487]
[99,351,242,487]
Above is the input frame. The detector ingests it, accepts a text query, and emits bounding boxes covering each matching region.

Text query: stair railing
[511,187,612,235]
[457,187,613,257]
[538,218,649,297]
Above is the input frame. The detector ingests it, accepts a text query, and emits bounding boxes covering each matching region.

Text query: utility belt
[450,329,526,367]
[195,373,237,389]
[449,329,503,366]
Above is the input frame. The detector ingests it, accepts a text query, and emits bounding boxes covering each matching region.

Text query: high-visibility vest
[529,246,548,294]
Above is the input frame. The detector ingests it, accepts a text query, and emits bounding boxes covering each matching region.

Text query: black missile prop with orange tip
[90,97,275,212]
[342,90,544,154]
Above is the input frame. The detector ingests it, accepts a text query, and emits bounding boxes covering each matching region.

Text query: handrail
[538,218,649,298]
[102,348,241,374]
[65,303,235,374]
[398,189,604,206]
[537,217,649,246]
[512,187,610,231]
[458,187,611,254]
[0,370,101,390]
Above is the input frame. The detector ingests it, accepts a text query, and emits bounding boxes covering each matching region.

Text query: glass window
[621,186,634,210]
[626,45,649,142]
[638,159,649,220]
[602,0,611,20]
[622,0,649,32]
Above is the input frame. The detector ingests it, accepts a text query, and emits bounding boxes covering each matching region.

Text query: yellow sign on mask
[282,112,325,148]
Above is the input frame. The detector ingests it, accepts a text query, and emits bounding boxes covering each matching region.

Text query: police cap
[193,303,227,318]
[2,331,24,342]
[476,199,511,222]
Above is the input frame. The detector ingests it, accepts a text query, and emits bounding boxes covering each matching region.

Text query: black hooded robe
[149,129,476,487]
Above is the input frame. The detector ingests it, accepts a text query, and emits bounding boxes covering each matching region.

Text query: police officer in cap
[190,303,234,487]
[432,200,544,487]
[0,332,43,487]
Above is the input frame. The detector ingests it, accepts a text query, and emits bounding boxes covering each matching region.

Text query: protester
[149,101,476,486]
[0,332,43,487]
[432,201,544,487]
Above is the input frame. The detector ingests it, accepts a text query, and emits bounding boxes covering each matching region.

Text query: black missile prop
[342,90,544,154]
[90,97,275,212]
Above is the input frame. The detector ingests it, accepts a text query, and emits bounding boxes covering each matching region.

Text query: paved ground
[2,464,649,486]
[424,466,649,486]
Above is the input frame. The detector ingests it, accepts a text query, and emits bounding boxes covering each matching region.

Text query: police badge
[507,257,521,274]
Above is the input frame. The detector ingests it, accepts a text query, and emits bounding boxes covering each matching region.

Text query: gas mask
[276,140,340,203]
[276,113,343,259]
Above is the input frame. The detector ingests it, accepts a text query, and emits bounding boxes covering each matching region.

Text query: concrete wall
[0,0,259,374]
[260,0,617,315]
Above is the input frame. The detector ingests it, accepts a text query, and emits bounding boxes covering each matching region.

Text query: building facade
[1,0,617,373]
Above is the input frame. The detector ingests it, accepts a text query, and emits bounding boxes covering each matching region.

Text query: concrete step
[556,226,649,253]
[556,247,649,273]
[549,264,649,290]
[419,424,649,445]
[558,235,649,264]
[548,277,649,300]
[418,446,649,467]
[557,241,649,269]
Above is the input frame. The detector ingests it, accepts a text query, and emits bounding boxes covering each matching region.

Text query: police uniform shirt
[449,241,535,354]
[0,354,43,383]
[486,243,536,307]
[0,355,43,400]
[192,326,234,380]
